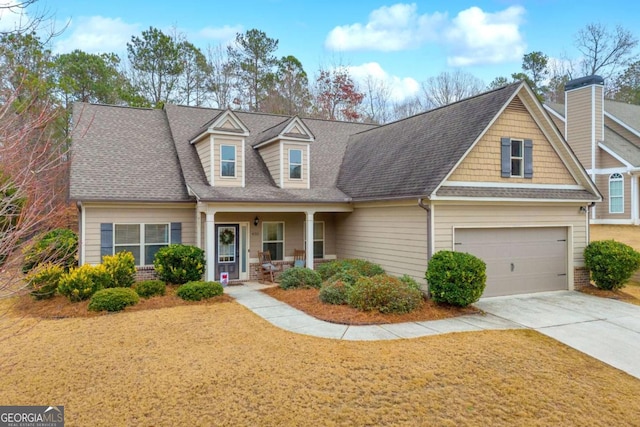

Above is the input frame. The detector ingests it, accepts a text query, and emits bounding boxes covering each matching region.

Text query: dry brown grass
[262,286,478,324]
[1,302,639,426]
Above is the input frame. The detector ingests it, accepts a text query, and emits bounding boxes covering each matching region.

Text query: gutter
[417,198,432,260]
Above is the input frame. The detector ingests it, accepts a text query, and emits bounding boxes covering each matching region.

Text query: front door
[215,224,239,280]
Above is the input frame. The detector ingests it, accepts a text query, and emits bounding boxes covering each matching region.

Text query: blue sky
[2,0,638,101]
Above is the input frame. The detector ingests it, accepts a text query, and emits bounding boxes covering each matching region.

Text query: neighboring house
[545,75,640,224]
[70,81,600,297]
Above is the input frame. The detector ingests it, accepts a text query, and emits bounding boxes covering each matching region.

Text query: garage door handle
[510,263,514,272]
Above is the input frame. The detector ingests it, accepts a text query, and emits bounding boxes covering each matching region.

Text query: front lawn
[1,302,639,426]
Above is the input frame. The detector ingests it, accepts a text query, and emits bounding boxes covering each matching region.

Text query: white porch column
[305,211,315,269]
[634,175,640,225]
[196,211,202,249]
[205,212,216,281]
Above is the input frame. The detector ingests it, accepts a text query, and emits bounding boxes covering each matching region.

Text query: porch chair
[293,249,306,268]
[258,250,281,283]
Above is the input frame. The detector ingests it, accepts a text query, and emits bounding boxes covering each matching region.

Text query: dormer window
[221,145,236,178]
[289,149,302,179]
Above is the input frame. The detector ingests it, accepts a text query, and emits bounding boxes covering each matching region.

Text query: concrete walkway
[226,283,640,380]
[475,291,640,380]
[225,282,523,341]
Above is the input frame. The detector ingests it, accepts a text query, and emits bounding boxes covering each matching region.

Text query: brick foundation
[573,267,590,290]
[135,266,158,282]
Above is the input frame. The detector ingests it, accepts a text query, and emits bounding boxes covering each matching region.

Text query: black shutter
[100,223,113,259]
[171,222,182,244]
[501,137,511,177]
[524,139,533,179]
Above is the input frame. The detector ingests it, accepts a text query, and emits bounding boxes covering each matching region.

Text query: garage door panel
[455,227,568,297]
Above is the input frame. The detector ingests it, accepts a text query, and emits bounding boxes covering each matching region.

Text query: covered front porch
[195,202,352,282]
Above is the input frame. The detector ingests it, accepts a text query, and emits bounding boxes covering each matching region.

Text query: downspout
[586,201,596,244]
[76,201,85,266]
[417,198,432,259]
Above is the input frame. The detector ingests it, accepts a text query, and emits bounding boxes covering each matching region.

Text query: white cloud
[53,16,140,54]
[347,62,420,102]
[325,3,446,51]
[0,0,30,33]
[445,6,526,66]
[198,24,242,41]
[325,3,526,66]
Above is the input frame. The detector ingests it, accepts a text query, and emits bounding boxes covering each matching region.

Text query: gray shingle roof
[163,104,376,203]
[70,103,190,202]
[436,186,597,200]
[601,127,640,167]
[604,100,640,134]
[337,82,522,200]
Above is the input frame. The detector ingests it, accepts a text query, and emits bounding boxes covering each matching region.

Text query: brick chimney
[564,75,604,173]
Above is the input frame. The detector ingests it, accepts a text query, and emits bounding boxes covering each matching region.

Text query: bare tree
[421,70,484,108]
[361,74,392,124]
[575,23,638,79]
[390,96,423,121]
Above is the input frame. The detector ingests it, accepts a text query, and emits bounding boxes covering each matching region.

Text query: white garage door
[454,227,568,297]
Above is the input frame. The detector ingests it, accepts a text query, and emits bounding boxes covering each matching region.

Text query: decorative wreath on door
[220,229,235,245]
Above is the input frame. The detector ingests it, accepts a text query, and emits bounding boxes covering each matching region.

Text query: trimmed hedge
[318,280,350,305]
[347,274,423,314]
[426,250,486,307]
[584,240,640,290]
[176,281,224,301]
[102,251,136,288]
[279,267,322,289]
[58,264,111,302]
[134,280,166,298]
[316,259,384,281]
[88,287,140,312]
[26,263,64,300]
[22,228,78,274]
[153,245,205,285]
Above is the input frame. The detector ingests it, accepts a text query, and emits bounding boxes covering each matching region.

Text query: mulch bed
[578,283,640,304]
[261,286,479,325]
[11,285,233,319]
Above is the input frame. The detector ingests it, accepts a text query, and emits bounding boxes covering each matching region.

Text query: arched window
[609,173,624,213]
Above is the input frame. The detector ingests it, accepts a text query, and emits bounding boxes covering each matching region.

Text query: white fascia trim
[306,144,311,189]
[591,219,635,225]
[543,104,565,122]
[241,138,246,188]
[430,82,524,197]
[597,142,634,168]
[210,135,215,186]
[279,141,284,188]
[605,111,640,139]
[252,136,312,149]
[430,195,599,203]
[587,167,635,175]
[441,181,585,190]
[283,117,315,141]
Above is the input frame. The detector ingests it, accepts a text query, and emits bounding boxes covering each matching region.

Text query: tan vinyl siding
[84,203,196,265]
[597,149,626,169]
[335,203,428,283]
[594,173,631,219]
[433,203,587,267]
[566,87,594,169]
[214,212,336,260]
[195,138,211,184]
[448,98,577,185]
[213,136,243,187]
[282,142,308,189]
[259,143,281,186]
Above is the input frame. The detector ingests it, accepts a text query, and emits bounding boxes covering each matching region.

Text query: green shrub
[399,274,421,291]
[176,281,223,301]
[347,274,423,314]
[102,251,136,288]
[134,280,166,298]
[584,240,640,291]
[326,269,361,287]
[279,267,322,289]
[88,287,140,312]
[25,263,64,300]
[426,251,487,307]
[58,264,111,302]
[153,244,205,285]
[316,259,385,281]
[22,228,78,273]
[319,280,351,305]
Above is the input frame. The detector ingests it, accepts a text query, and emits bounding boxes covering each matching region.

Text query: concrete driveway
[475,291,640,379]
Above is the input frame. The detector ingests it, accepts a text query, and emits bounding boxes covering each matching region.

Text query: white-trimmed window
[289,149,302,179]
[262,222,284,260]
[510,139,523,177]
[221,145,236,177]
[114,223,169,265]
[609,173,624,213]
[304,221,324,259]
